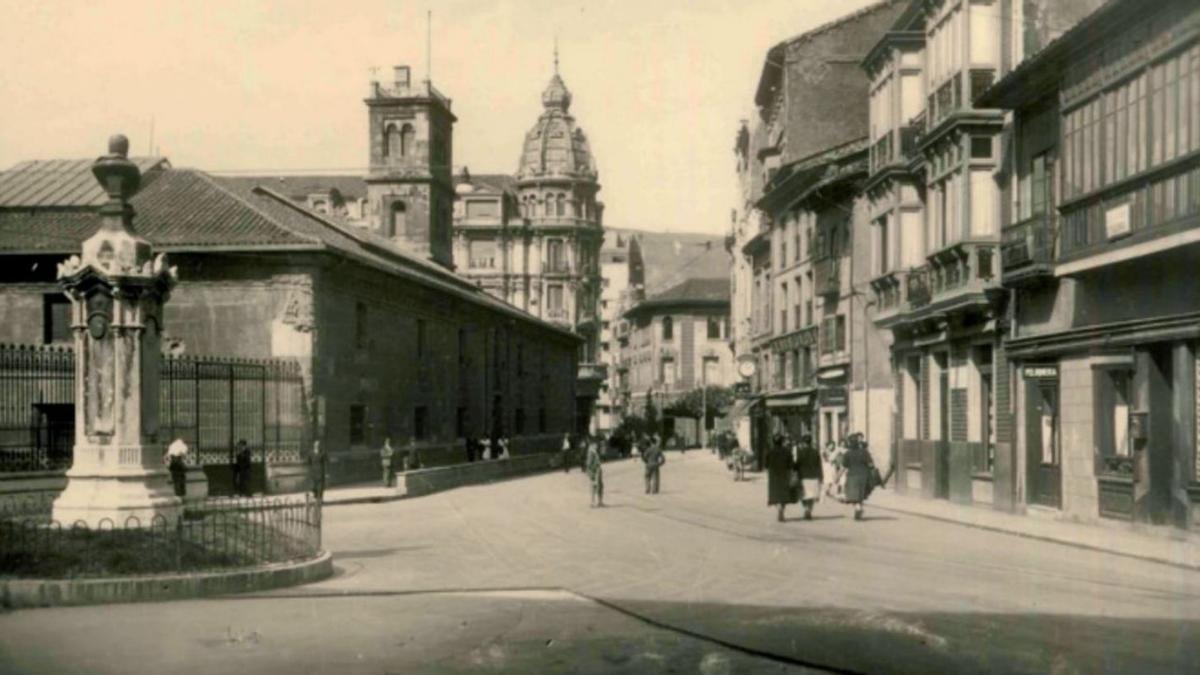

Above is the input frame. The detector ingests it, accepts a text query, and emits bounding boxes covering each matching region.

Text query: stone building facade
[619,278,734,445]
[980,0,1200,529]
[0,79,582,486]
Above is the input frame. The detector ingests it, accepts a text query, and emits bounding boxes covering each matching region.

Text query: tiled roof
[455,173,517,195]
[0,157,169,208]
[220,175,368,202]
[627,277,730,317]
[0,165,578,340]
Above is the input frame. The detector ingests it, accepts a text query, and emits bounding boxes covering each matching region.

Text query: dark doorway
[1025,376,1062,509]
[936,355,950,499]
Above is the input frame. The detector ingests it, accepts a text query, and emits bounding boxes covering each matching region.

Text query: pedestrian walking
[822,439,845,501]
[840,434,878,521]
[586,439,605,507]
[308,439,327,502]
[795,434,824,520]
[166,437,188,498]
[234,439,253,497]
[642,440,665,494]
[380,438,395,487]
[498,437,511,460]
[765,433,797,522]
[481,437,493,461]
[561,433,572,472]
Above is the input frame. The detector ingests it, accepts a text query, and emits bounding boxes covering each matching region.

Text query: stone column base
[52,467,182,528]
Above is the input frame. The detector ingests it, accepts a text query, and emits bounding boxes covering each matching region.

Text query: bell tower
[365,65,457,269]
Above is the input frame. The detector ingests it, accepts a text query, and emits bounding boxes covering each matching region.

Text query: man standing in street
[309,439,327,502]
[234,439,253,497]
[642,439,665,494]
[380,438,395,487]
[166,437,189,498]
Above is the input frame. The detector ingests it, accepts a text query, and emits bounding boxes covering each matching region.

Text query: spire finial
[554,35,559,75]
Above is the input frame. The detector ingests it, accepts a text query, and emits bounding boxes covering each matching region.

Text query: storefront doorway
[1023,367,1061,509]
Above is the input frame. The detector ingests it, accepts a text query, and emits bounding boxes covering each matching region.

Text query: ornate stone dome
[516,73,597,181]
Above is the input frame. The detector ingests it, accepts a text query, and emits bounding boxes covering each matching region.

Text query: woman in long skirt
[794,435,824,520]
[765,433,796,522]
[840,435,877,521]
[585,440,604,507]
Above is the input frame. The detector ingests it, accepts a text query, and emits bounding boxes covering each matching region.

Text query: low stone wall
[324,433,566,487]
[1,551,333,609]
[401,453,557,498]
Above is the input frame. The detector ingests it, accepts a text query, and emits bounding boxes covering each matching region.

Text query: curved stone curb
[1,550,334,610]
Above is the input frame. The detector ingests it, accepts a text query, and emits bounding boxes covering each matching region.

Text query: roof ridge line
[188,171,325,248]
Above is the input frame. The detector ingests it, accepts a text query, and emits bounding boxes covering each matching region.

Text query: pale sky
[0,0,878,236]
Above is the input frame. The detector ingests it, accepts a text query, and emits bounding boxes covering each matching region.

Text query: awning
[766,394,813,409]
[817,368,846,381]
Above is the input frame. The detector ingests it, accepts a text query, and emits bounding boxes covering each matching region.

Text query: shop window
[1037,381,1059,466]
[1094,366,1134,471]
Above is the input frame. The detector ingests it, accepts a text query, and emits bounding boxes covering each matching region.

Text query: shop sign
[819,386,847,407]
[1023,365,1058,379]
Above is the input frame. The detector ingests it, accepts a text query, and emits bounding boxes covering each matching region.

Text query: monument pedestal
[51,134,183,528]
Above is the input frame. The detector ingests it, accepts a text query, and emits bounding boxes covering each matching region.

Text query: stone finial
[92,133,141,203]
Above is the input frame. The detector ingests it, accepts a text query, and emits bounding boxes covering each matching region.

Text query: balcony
[815,257,841,296]
[870,269,907,327]
[905,241,1000,319]
[870,125,922,175]
[906,267,931,309]
[546,308,570,322]
[1001,213,1056,285]
[543,261,572,274]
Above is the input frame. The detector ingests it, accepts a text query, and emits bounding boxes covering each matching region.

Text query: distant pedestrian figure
[234,439,253,497]
[586,440,604,507]
[840,435,877,521]
[308,439,327,502]
[380,438,395,487]
[561,434,572,473]
[795,434,824,520]
[405,440,422,471]
[481,438,493,461]
[765,433,797,522]
[166,437,188,498]
[642,441,665,494]
[498,437,511,460]
[822,440,845,501]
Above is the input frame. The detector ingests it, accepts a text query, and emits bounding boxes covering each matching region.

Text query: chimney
[394,65,411,90]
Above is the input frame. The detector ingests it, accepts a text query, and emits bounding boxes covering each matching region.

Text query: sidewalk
[869,487,1200,571]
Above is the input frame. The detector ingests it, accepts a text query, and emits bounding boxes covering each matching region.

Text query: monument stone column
[52,134,182,527]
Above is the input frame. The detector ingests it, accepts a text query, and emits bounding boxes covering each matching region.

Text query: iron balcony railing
[1001,212,1056,271]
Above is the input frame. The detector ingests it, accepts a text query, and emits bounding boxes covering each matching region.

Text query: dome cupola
[517,70,597,181]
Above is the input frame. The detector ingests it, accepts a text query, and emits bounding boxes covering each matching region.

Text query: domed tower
[516,60,604,349]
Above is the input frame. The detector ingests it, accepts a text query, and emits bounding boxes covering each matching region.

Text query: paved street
[4,453,1200,674]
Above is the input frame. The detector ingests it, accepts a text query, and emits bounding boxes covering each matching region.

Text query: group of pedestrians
[764,431,881,522]
[379,438,428,487]
[567,431,670,508]
[465,435,511,463]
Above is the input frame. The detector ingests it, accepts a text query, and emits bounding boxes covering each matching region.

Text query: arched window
[400,124,415,157]
[662,316,674,341]
[555,194,565,217]
[385,124,401,159]
[388,201,407,237]
[544,196,554,217]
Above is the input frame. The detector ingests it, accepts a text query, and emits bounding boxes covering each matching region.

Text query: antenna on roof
[426,9,433,82]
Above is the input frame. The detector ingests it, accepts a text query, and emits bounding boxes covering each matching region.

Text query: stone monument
[52,134,182,527]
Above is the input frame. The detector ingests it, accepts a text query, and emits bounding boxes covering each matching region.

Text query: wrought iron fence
[0,344,307,473]
[0,495,322,579]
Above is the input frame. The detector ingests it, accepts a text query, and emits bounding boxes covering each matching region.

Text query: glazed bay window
[1062,45,1200,202]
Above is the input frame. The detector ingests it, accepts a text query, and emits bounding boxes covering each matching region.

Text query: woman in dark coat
[840,435,876,521]
[794,435,824,520]
[765,434,796,522]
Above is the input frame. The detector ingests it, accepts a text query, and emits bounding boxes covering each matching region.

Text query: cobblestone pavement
[3,452,1200,674]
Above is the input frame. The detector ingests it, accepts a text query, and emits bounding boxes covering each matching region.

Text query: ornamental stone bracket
[52,135,183,528]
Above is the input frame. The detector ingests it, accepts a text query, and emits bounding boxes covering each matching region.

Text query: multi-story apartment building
[594,232,644,434]
[980,0,1200,530]
[864,0,1104,510]
[730,0,907,464]
[621,278,734,446]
